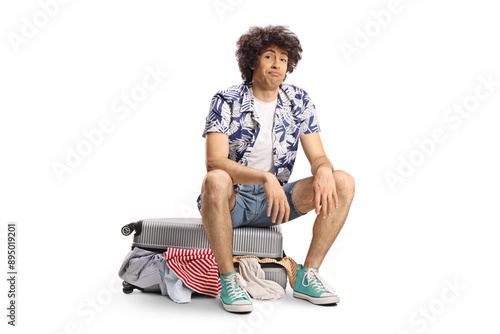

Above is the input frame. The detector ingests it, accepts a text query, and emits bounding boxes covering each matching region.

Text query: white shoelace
[223,273,248,301]
[302,268,335,294]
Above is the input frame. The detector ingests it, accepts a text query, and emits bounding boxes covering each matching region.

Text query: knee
[201,170,233,201]
[333,170,355,200]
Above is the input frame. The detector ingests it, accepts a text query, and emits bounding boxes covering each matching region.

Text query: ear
[250,58,259,71]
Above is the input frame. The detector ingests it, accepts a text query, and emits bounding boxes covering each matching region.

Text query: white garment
[246,96,276,173]
[159,260,194,304]
[238,258,285,300]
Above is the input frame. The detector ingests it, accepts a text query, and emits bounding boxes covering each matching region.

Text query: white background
[1,0,500,333]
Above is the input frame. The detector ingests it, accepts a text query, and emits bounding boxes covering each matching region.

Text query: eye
[281,58,288,62]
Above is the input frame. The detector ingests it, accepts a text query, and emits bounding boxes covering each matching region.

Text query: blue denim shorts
[230,180,305,228]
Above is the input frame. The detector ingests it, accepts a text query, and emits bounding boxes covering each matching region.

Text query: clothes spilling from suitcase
[118,218,298,304]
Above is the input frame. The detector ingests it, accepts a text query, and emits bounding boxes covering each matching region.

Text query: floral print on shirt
[197,81,320,211]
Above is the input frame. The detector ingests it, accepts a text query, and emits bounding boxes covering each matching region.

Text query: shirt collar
[241,81,291,113]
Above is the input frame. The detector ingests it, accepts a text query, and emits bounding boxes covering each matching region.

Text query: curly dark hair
[235,25,303,82]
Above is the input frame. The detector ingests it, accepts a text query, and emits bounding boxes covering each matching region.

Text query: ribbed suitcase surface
[130,217,284,259]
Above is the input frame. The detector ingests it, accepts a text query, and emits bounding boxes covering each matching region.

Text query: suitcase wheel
[122,281,135,294]
[121,223,135,236]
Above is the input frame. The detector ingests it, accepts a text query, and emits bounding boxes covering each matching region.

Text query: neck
[251,82,279,102]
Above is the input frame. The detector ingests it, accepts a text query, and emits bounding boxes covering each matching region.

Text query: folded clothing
[119,247,221,302]
[164,248,221,297]
[233,255,299,287]
[118,247,163,288]
[159,259,194,303]
[238,258,285,300]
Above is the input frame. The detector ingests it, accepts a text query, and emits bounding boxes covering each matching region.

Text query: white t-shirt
[246,96,277,173]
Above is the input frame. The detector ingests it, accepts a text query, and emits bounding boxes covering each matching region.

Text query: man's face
[251,45,288,88]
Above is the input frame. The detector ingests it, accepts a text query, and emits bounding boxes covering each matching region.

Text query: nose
[272,58,280,69]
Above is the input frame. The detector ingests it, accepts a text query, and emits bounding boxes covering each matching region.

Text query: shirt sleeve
[202,93,231,138]
[299,90,321,136]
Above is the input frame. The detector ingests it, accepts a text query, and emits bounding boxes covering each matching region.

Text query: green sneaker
[219,272,253,313]
[293,264,339,305]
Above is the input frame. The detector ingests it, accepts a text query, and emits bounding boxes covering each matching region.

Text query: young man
[196,25,355,313]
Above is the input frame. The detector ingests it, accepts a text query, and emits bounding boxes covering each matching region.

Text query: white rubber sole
[293,291,339,305]
[220,298,253,313]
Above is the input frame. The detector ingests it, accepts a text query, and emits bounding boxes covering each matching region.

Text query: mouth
[268,71,281,77]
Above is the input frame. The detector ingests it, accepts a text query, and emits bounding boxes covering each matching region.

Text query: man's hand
[263,173,290,225]
[310,166,338,217]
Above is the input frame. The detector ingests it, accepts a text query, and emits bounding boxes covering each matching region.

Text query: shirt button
[239,161,244,164]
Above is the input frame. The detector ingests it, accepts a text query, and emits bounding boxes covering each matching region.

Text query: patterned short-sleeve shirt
[197,81,320,211]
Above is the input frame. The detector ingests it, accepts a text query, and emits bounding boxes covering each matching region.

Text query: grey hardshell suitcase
[121,217,288,293]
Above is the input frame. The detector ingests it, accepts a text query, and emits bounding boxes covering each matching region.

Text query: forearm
[311,156,334,177]
[207,158,273,185]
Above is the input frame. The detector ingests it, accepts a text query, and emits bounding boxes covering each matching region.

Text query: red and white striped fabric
[164,248,221,297]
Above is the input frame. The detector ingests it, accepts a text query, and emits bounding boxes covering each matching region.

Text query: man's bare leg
[292,170,355,269]
[200,169,237,275]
